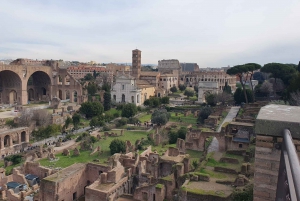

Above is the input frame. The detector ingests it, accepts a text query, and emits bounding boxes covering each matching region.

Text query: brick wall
[253,135,281,201]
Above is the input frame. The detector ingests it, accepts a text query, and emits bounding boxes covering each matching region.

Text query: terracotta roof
[140,71,160,77]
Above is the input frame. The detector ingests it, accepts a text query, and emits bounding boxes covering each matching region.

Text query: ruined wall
[133,183,165,201]
[24,162,54,179]
[86,163,111,184]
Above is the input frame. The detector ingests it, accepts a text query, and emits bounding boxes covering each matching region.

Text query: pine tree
[104,91,111,111]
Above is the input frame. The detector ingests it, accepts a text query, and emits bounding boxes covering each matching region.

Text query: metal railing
[276,129,300,201]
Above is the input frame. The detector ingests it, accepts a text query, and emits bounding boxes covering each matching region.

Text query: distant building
[180,63,199,72]
[67,65,109,80]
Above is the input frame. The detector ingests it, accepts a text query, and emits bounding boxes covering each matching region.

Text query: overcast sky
[1,0,300,67]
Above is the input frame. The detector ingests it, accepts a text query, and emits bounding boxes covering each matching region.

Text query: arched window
[122,94,125,102]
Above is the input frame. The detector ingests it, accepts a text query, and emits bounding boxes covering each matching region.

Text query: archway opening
[28,88,34,101]
[0,70,22,105]
[27,71,51,102]
[65,90,70,99]
[21,131,26,142]
[4,135,10,147]
[9,90,17,104]
[73,91,78,102]
[122,94,125,102]
[58,90,63,100]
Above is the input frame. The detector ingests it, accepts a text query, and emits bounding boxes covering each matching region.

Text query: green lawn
[169,113,197,124]
[39,130,151,168]
[186,149,203,161]
[105,108,121,116]
[138,113,152,123]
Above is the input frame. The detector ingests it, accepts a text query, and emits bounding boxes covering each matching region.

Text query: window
[239,144,243,148]
[113,95,116,101]
[73,192,77,200]
[163,79,166,81]
[137,95,139,103]
[122,85,125,90]
[122,94,125,102]
[160,79,162,81]
[131,96,134,103]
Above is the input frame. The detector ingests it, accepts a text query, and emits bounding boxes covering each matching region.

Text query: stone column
[9,135,13,147]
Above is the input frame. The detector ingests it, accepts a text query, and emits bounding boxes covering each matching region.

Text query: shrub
[169,131,178,144]
[103,126,111,131]
[151,109,170,126]
[113,112,120,118]
[128,117,139,124]
[90,136,98,143]
[198,107,212,123]
[4,154,23,165]
[170,86,178,93]
[109,139,126,155]
[116,118,128,127]
[177,127,187,140]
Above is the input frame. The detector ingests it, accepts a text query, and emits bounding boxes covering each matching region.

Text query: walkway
[217,106,240,132]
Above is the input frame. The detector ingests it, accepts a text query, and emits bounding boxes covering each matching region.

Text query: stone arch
[21,131,26,142]
[0,70,22,105]
[4,135,10,147]
[27,71,51,102]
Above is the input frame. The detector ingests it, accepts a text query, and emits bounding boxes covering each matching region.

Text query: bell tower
[132,49,141,79]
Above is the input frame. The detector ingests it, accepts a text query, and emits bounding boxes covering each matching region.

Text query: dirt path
[54,140,76,152]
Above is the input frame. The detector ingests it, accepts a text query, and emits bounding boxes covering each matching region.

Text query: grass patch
[182,186,226,198]
[186,150,203,161]
[161,175,173,181]
[199,168,227,179]
[156,184,164,189]
[169,113,197,124]
[39,130,151,168]
[138,113,152,123]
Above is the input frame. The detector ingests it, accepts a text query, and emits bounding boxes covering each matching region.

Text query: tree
[244,63,262,98]
[102,83,111,92]
[151,109,170,126]
[260,81,273,96]
[103,91,111,111]
[64,117,73,129]
[194,86,198,93]
[72,113,81,129]
[168,131,178,144]
[205,93,216,106]
[86,82,98,96]
[253,72,268,84]
[109,139,126,155]
[161,97,169,104]
[83,73,94,81]
[90,117,100,127]
[170,86,177,93]
[227,65,251,103]
[184,89,194,98]
[18,109,33,127]
[143,99,152,107]
[290,90,300,106]
[177,127,187,140]
[179,84,186,91]
[198,107,212,123]
[32,109,51,127]
[298,61,300,73]
[216,92,233,105]
[80,102,104,118]
[223,82,232,94]
[121,103,137,118]
[93,70,100,79]
[261,63,296,86]
[234,88,254,104]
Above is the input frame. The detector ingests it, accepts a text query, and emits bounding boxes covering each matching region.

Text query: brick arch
[199,132,225,152]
